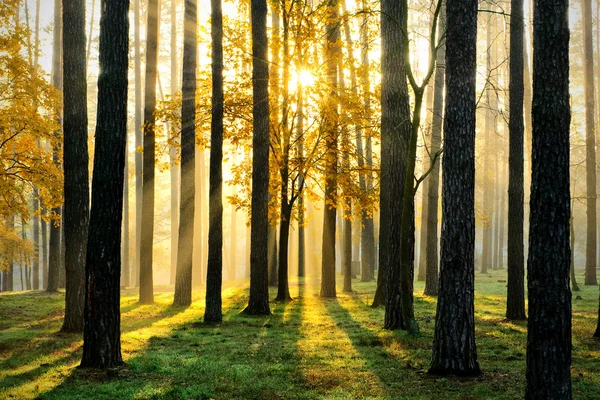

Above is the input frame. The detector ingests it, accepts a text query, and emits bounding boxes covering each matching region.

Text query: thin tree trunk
[571,209,580,292]
[244,0,271,315]
[424,2,445,297]
[507,0,526,316]
[61,0,90,332]
[140,0,160,304]
[582,0,597,286]
[173,0,197,307]
[47,0,62,294]
[134,0,142,288]
[320,0,340,298]
[170,0,180,286]
[205,0,224,322]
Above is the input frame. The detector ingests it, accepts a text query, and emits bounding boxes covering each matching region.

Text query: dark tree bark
[173,0,197,308]
[506,0,526,320]
[80,0,129,369]
[380,0,411,327]
[205,0,224,322]
[244,0,271,315]
[140,0,159,304]
[61,0,89,333]
[582,0,597,286]
[526,0,572,393]
[275,206,292,302]
[47,0,62,294]
[423,3,444,297]
[320,0,340,299]
[429,0,480,375]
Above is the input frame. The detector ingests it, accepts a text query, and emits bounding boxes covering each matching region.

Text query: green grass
[1,270,600,399]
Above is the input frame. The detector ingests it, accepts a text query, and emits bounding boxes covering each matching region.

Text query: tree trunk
[47,0,62,294]
[581,0,598,286]
[319,0,340,299]
[481,11,496,275]
[205,0,224,322]
[424,2,445,297]
[41,219,47,289]
[359,0,375,283]
[417,83,434,282]
[173,0,197,307]
[61,0,90,332]
[571,211,580,292]
[506,0,526,318]
[140,0,159,304]
[170,0,180,287]
[244,0,271,315]
[268,225,278,286]
[275,206,292,302]
[80,0,129,369]
[429,0,480,374]
[498,162,506,269]
[525,0,572,393]
[134,0,142,288]
[379,0,411,319]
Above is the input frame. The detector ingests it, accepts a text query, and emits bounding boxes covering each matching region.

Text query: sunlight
[289,69,315,92]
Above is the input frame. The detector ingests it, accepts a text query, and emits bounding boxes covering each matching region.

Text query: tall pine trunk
[582,0,597,286]
[507,0,526,317]
[423,2,445,297]
[320,0,340,298]
[205,0,224,322]
[47,0,62,294]
[173,0,197,307]
[526,0,572,393]
[61,0,89,332]
[134,0,142,287]
[429,0,480,374]
[380,0,411,324]
[244,0,271,315]
[80,0,129,369]
[140,0,159,304]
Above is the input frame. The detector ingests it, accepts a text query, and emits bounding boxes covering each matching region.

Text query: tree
[173,0,197,307]
[423,2,445,298]
[320,0,340,299]
[205,0,224,322]
[170,0,181,286]
[506,0,526,320]
[61,0,90,333]
[140,0,160,304]
[526,0,572,393]
[134,0,142,288]
[244,0,271,315]
[429,0,480,374]
[582,0,597,286]
[47,0,62,293]
[80,0,129,369]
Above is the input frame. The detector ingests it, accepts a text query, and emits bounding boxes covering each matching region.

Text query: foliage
[0,0,63,223]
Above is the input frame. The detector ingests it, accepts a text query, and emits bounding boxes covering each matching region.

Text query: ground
[1,270,600,399]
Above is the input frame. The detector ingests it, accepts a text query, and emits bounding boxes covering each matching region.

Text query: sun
[290,68,315,92]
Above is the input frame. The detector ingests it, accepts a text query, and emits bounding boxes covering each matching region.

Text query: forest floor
[1,270,600,400]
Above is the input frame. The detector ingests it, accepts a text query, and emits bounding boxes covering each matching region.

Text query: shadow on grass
[35,286,309,399]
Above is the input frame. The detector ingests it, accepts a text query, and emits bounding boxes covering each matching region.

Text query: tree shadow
[36,286,308,399]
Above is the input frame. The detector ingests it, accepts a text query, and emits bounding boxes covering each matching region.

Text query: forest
[0,0,598,398]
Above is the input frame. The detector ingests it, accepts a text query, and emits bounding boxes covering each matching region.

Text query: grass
[1,270,600,399]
